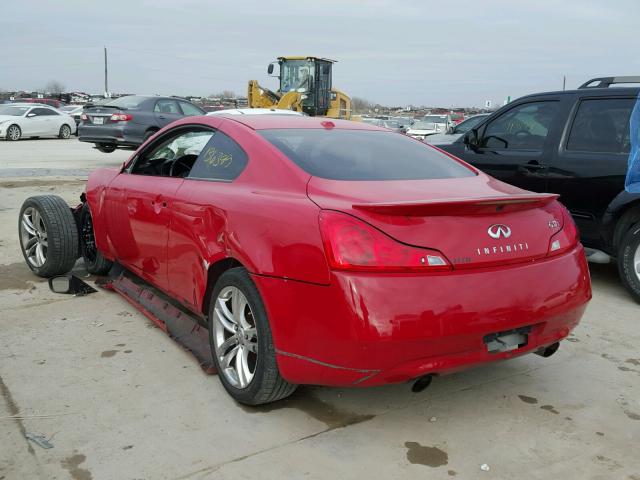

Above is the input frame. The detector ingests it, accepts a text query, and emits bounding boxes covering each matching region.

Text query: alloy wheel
[20,207,48,267]
[213,286,258,389]
[7,125,20,141]
[60,125,71,139]
[634,242,640,282]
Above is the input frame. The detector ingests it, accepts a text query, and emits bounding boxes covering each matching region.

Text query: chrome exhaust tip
[411,374,433,393]
[535,342,560,358]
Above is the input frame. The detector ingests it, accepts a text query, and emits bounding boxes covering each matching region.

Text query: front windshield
[280,60,314,93]
[422,115,447,123]
[455,115,487,133]
[0,105,30,116]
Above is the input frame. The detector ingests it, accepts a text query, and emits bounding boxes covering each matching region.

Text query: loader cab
[274,57,333,116]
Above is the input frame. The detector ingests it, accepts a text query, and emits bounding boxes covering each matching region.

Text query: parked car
[368,118,405,133]
[18,116,590,405]
[206,108,304,116]
[436,76,640,302]
[78,95,205,153]
[0,103,76,141]
[424,114,490,145]
[60,105,84,129]
[406,115,453,139]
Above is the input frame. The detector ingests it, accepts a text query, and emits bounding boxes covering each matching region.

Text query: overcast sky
[2,0,638,107]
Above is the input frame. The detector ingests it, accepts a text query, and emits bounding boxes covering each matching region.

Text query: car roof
[220,115,382,131]
[517,86,640,101]
[207,108,304,116]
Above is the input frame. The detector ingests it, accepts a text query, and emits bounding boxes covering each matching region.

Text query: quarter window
[179,101,204,116]
[566,98,635,154]
[482,102,559,150]
[188,132,248,181]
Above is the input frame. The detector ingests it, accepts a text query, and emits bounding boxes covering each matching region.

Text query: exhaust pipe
[535,342,560,358]
[411,374,433,393]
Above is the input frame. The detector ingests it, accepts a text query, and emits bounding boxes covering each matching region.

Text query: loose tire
[95,143,116,153]
[6,124,21,141]
[58,124,72,139]
[618,222,640,303]
[208,267,296,405]
[80,204,113,275]
[18,196,79,277]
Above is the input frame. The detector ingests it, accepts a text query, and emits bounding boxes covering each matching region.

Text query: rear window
[259,129,474,180]
[103,96,148,109]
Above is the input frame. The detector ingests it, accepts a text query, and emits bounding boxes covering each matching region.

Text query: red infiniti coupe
[19,115,591,404]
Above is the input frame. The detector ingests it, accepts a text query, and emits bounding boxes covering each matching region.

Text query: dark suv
[436,76,640,302]
[78,95,205,153]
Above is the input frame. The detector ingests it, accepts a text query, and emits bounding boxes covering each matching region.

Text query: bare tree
[44,80,66,94]
[351,96,373,114]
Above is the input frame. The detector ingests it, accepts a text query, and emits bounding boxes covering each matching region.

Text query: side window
[566,98,635,154]
[188,131,248,181]
[30,108,50,116]
[44,108,59,116]
[130,128,214,177]
[154,99,180,114]
[482,101,559,150]
[179,101,204,116]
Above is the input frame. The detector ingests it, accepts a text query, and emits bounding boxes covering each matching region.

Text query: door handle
[518,161,547,173]
[158,115,166,120]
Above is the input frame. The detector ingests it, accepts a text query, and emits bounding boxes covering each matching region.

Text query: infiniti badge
[488,224,511,239]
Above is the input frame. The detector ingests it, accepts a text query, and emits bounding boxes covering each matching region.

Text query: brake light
[319,210,451,272]
[110,113,133,122]
[547,204,579,256]
[80,113,88,120]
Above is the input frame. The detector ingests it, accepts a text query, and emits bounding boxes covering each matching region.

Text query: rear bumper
[252,245,591,387]
[78,124,143,147]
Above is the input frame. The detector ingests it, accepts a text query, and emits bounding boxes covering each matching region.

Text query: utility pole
[104,46,109,98]
[562,75,566,91]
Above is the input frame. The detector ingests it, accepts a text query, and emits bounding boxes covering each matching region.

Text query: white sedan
[0,103,77,141]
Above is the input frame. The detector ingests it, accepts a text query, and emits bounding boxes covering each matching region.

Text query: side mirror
[267,63,274,75]
[48,275,97,295]
[446,126,454,134]
[26,113,36,118]
[463,129,479,150]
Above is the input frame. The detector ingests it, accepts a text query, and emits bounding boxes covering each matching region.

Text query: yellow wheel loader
[248,56,351,119]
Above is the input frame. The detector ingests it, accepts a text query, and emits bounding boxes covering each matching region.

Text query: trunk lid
[307,175,564,269]
[82,105,123,125]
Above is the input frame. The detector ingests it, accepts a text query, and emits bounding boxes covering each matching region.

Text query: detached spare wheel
[18,195,79,277]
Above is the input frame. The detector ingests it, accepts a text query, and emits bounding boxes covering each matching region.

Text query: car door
[23,108,51,135]
[448,98,567,193]
[547,96,635,244]
[153,99,182,128]
[103,127,212,292]
[167,126,248,310]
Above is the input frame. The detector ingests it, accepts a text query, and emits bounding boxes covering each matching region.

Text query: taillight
[319,210,451,272]
[547,204,579,256]
[80,113,88,120]
[110,113,133,122]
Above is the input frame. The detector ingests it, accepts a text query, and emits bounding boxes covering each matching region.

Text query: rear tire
[208,267,297,405]
[6,124,21,141]
[95,143,116,153]
[80,204,113,275]
[58,124,71,139]
[618,222,640,303]
[18,196,79,277]
[143,129,158,142]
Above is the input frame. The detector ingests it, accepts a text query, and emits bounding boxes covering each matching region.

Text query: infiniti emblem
[488,224,511,239]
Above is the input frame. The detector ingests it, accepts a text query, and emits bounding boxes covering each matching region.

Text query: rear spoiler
[353,193,560,216]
